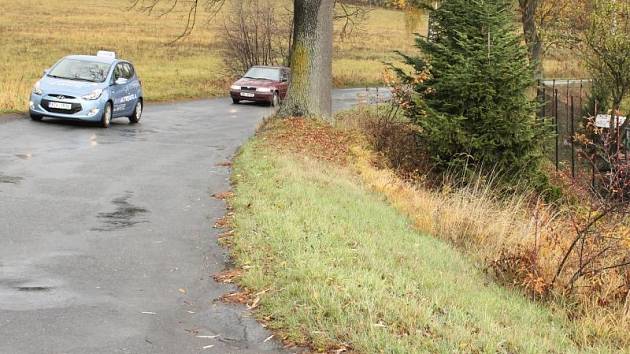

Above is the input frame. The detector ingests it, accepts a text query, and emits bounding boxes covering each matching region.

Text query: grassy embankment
[0,0,419,114]
[221,118,623,353]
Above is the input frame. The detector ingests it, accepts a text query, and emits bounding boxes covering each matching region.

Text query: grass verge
[224,118,616,353]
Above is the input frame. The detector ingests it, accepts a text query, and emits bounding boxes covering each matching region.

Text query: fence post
[542,84,546,123]
[579,80,583,116]
[571,96,576,179]
[555,89,559,171]
[376,87,379,116]
[592,100,598,190]
[566,80,570,136]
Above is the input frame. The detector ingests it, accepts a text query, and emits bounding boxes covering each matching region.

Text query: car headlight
[256,87,272,93]
[32,81,43,95]
[82,89,103,100]
[230,85,240,90]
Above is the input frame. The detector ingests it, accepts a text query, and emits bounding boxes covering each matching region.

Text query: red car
[230,66,290,106]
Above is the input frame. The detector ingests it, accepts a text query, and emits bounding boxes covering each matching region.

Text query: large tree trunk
[277,0,334,119]
[519,0,544,80]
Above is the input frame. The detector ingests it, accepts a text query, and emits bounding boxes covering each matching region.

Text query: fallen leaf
[213,269,243,284]
[212,191,234,200]
[216,161,232,167]
[247,296,261,310]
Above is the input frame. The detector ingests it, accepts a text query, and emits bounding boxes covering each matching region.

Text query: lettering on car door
[122,63,139,109]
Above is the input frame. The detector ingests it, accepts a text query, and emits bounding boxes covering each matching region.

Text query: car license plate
[49,102,72,110]
[240,92,255,98]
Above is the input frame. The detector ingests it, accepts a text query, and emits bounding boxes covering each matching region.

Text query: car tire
[232,98,240,104]
[271,92,279,107]
[129,100,143,124]
[100,102,112,128]
[30,112,43,121]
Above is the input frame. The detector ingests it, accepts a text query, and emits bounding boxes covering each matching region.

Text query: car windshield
[243,67,280,81]
[48,59,111,83]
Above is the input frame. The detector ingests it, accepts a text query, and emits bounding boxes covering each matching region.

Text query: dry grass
[0,0,230,113]
[544,48,589,79]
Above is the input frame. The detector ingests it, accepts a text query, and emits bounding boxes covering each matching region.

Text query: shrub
[393,0,548,187]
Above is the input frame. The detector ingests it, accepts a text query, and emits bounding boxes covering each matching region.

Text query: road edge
[0,113,25,124]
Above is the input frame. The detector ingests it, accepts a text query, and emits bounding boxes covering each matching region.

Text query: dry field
[0,0,422,113]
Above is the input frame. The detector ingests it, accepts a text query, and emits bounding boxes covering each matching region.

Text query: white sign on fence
[595,114,627,129]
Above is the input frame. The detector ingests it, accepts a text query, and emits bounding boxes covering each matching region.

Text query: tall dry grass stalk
[351,145,555,275]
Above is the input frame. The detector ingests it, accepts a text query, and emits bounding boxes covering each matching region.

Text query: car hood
[234,78,279,88]
[39,76,106,96]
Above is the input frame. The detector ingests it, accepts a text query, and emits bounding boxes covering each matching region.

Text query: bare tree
[222,0,293,74]
[129,0,227,43]
[132,0,367,119]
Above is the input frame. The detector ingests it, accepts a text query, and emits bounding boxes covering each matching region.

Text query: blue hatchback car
[29,51,143,128]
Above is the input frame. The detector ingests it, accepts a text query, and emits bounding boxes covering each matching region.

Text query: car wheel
[232,98,240,104]
[30,112,43,121]
[100,102,112,128]
[129,100,143,124]
[271,92,279,107]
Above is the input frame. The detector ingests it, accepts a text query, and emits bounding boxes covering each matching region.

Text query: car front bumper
[230,90,273,102]
[29,94,105,122]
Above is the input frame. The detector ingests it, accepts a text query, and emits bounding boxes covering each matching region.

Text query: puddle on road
[92,192,149,232]
[0,263,75,311]
[0,277,55,296]
[15,153,33,160]
[117,127,159,141]
[0,174,23,184]
[16,286,52,292]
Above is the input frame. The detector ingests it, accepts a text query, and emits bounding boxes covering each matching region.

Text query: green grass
[228,136,611,353]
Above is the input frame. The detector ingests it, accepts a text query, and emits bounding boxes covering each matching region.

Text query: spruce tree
[397,0,546,183]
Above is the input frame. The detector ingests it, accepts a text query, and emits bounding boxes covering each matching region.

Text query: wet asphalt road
[0,89,385,354]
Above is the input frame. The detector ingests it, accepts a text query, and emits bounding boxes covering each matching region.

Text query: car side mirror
[115,78,128,85]
[43,68,50,76]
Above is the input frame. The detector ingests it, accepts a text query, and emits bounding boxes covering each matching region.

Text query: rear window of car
[48,59,111,83]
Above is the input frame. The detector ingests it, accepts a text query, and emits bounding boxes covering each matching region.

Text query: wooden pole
[571,96,576,179]
[555,89,560,171]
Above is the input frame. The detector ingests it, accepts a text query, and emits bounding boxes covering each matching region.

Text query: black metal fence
[537,79,628,187]
[537,79,593,179]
